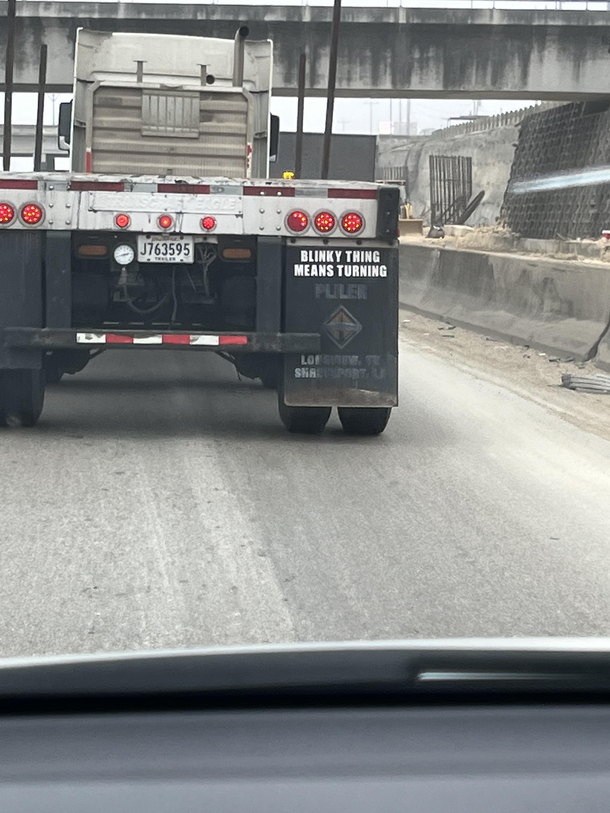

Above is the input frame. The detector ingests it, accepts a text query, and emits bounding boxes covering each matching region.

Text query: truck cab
[61,28,276,179]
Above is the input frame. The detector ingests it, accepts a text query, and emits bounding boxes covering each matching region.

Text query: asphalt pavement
[2,337,610,657]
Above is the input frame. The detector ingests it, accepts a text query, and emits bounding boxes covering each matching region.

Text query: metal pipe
[33,44,48,172]
[232,26,249,87]
[321,0,341,179]
[3,0,16,171]
[294,53,306,179]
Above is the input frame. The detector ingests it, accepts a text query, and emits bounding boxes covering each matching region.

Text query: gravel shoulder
[400,307,610,443]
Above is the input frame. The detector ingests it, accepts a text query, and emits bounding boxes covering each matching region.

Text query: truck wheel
[338,407,392,436]
[0,369,45,427]
[278,390,331,434]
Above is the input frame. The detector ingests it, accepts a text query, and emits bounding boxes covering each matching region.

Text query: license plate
[137,235,194,264]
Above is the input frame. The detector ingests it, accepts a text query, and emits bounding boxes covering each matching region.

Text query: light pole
[367,100,379,135]
[321,0,342,179]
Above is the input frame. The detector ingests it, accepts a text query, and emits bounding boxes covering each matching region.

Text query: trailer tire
[0,369,45,427]
[278,384,331,433]
[279,402,331,434]
[338,407,392,436]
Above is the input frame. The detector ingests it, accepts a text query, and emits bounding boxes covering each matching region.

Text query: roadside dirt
[402,233,610,265]
[399,308,610,443]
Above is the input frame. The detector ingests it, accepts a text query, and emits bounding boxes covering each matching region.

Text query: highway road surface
[2,327,610,658]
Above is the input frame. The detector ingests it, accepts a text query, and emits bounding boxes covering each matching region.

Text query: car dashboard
[1,640,610,812]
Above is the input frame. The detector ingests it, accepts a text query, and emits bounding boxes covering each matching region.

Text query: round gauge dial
[113,244,135,266]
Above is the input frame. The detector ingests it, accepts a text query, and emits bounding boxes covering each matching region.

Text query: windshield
[1,0,610,660]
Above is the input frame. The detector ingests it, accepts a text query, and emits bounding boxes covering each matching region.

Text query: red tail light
[287,210,309,233]
[201,216,216,231]
[341,212,364,234]
[21,203,44,225]
[158,214,173,230]
[314,211,336,233]
[0,203,15,224]
[115,213,131,229]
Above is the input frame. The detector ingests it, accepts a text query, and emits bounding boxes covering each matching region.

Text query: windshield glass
[2,0,610,660]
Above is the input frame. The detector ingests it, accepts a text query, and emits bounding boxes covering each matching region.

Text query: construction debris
[561,373,610,394]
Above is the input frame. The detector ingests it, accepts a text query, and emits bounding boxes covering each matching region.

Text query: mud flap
[0,231,44,370]
[283,242,398,407]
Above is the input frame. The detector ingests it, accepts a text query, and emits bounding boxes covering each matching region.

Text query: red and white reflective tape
[0,178,378,199]
[76,332,248,346]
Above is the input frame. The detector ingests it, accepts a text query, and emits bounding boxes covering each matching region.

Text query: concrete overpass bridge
[1,2,610,100]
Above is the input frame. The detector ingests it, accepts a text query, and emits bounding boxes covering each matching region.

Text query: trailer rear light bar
[0,176,394,240]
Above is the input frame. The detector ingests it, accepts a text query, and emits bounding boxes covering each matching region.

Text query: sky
[269,97,536,136]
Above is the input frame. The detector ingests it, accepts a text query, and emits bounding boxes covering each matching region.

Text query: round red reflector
[158,214,173,230]
[341,212,364,234]
[201,216,216,231]
[115,213,131,229]
[0,203,15,224]
[21,203,43,226]
[314,211,336,233]
[287,210,309,233]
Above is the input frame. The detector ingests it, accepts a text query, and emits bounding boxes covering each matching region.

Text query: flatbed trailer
[0,174,399,434]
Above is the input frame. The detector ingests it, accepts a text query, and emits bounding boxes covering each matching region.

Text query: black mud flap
[0,231,43,370]
[283,242,398,407]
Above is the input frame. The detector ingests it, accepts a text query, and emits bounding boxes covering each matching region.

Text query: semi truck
[0,28,399,435]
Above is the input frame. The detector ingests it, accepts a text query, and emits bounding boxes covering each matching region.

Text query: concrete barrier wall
[399,242,610,367]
